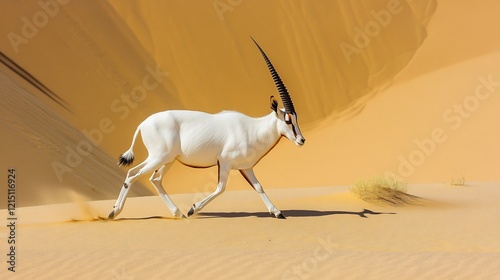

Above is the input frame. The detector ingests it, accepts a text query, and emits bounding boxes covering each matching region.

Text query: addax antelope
[108,38,305,219]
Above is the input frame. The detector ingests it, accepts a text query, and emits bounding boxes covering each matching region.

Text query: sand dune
[2,0,499,207]
[1,0,500,279]
[0,0,439,206]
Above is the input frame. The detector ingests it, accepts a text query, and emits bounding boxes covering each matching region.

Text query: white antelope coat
[139,110,283,170]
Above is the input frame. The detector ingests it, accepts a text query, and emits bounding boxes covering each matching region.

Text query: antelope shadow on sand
[196,209,396,219]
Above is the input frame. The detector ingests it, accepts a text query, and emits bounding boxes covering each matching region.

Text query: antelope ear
[270,95,278,114]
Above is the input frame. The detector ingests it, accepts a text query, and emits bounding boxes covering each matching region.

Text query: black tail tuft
[117,151,134,167]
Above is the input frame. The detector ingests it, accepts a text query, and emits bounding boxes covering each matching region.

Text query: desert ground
[2,183,500,279]
[1,0,500,279]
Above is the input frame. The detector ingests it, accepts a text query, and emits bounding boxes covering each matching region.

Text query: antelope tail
[117,125,141,167]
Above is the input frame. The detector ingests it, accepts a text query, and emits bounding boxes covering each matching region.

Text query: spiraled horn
[251,37,295,113]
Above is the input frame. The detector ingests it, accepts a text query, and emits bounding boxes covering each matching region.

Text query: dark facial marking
[291,124,297,138]
[285,113,297,138]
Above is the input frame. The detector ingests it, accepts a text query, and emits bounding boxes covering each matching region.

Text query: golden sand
[1,0,499,279]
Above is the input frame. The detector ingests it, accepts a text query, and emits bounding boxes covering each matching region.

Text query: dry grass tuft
[350,176,420,206]
[450,176,466,186]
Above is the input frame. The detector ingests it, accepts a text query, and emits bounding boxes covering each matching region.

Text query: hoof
[108,211,115,220]
[174,211,186,219]
[276,213,286,219]
[187,207,195,217]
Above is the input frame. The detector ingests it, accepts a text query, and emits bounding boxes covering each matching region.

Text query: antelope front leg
[187,161,230,217]
[240,168,285,219]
